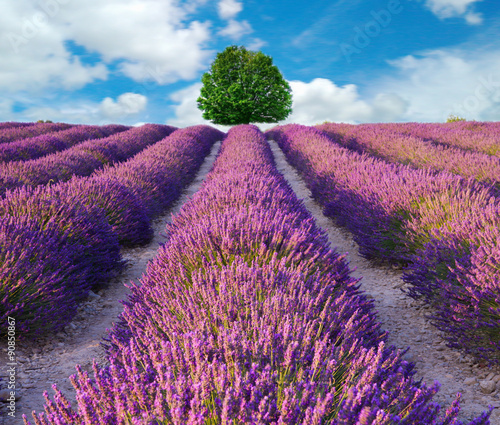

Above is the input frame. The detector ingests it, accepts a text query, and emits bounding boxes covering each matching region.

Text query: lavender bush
[26,125,491,424]
[0,124,129,163]
[376,122,500,157]
[0,125,223,339]
[0,124,176,196]
[0,122,72,144]
[317,122,500,191]
[267,124,500,366]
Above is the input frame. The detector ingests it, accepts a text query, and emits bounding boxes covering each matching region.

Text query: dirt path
[0,140,221,425]
[267,139,500,424]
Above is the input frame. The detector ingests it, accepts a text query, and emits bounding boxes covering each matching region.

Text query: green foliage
[36,119,53,123]
[446,114,466,123]
[197,45,293,125]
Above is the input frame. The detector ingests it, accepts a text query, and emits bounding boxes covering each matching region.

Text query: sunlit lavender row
[267,124,500,366]
[0,125,223,339]
[317,122,500,190]
[376,122,500,157]
[26,125,490,424]
[0,124,175,197]
[0,124,129,163]
[0,122,72,144]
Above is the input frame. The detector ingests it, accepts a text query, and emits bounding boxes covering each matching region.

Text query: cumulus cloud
[0,0,212,91]
[0,0,108,91]
[100,93,148,118]
[284,79,408,125]
[217,0,243,20]
[379,48,500,121]
[424,0,483,24]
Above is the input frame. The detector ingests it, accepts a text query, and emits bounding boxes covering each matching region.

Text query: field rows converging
[373,122,500,157]
[268,138,500,423]
[266,124,500,369]
[0,137,223,423]
[0,124,176,196]
[0,125,224,342]
[22,125,491,424]
[0,124,130,163]
[0,123,73,145]
[316,122,500,190]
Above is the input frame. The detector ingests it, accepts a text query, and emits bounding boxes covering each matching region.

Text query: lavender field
[1,121,500,424]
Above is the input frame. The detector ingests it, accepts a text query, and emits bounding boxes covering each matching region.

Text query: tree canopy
[197,45,293,125]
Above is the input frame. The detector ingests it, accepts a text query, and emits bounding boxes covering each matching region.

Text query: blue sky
[1,0,500,127]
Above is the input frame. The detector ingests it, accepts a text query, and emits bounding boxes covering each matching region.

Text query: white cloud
[424,0,483,24]
[376,48,500,121]
[100,93,148,118]
[0,0,108,92]
[285,78,408,125]
[0,0,213,92]
[167,79,408,129]
[217,0,243,20]
[218,19,253,40]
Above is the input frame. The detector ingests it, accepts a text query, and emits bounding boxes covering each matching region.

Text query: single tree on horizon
[197,45,293,125]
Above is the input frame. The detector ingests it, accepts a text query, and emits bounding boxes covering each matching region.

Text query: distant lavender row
[378,122,500,157]
[0,124,175,197]
[27,125,490,424]
[0,124,129,163]
[0,125,223,340]
[0,121,35,130]
[317,122,500,190]
[267,124,500,366]
[0,122,72,144]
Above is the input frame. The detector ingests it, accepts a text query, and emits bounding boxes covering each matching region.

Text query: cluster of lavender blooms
[0,124,129,163]
[375,122,500,157]
[0,124,175,197]
[267,124,500,366]
[26,125,491,424]
[0,125,223,339]
[0,122,72,144]
[317,123,500,191]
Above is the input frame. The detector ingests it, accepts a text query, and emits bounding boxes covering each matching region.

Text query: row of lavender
[0,124,174,197]
[27,125,490,424]
[0,122,72,144]
[267,124,500,367]
[0,124,130,163]
[0,125,223,339]
[377,122,500,157]
[0,122,35,130]
[317,123,500,190]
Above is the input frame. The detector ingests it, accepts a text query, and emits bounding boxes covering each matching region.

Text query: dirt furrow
[268,138,500,423]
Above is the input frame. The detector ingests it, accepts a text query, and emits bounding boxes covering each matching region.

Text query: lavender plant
[26,125,491,424]
[0,124,176,195]
[317,123,500,191]
[0,122,72,144]
[0,125,223,339]
[0,124,129,163]
[267,123,500,366]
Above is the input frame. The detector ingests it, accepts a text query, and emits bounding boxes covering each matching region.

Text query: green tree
[197,45,293,125]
